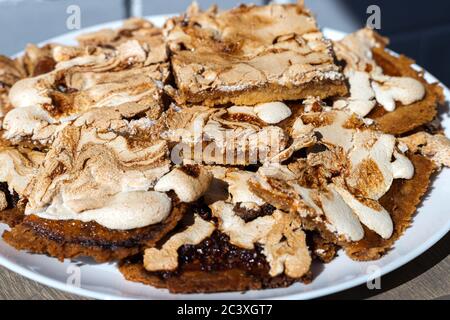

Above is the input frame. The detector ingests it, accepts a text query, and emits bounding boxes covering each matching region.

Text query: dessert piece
[161,103,291,165]
[343,154,435,260]
[2,20,169,147]
[165,2,347,106]
[121,169,312,293]
[344,115,448,258]
[247,101,440,260]
[3,122,213,262]
[333,29,444,135]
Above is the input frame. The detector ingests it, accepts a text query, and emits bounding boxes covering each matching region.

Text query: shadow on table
[321,231,450,300]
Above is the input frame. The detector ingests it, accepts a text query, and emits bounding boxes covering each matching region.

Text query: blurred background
[0,0,449,85]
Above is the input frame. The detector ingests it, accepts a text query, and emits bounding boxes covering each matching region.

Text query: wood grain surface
[0,232,448,300]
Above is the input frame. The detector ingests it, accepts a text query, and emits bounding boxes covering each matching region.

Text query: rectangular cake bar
[165,2,347,106]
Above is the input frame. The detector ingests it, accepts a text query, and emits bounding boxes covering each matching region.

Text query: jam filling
[0,182,20,210]
[153,203,297,284]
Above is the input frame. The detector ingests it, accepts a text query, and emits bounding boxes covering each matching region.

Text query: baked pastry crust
[345,154,435,260]
[334,29,444,135]
[369,48,444,135]
[165,3,347,106]
[3,202,186,263]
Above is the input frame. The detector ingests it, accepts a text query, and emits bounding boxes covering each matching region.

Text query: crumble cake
[0,2,449,295]
[164,2,347,106]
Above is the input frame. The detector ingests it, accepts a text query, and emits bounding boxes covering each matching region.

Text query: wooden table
[0,232,448,300]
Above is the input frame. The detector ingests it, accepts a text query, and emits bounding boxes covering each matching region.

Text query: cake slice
[120,169,312,293]
[333,28,444,135]
[165,2,347,106]
[2,118,213,262]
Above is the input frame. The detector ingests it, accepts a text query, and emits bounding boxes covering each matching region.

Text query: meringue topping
[0,55,26,125]
[0,190,7,211]
[248,106,415,241]
[399,132,450,168]
[165,3,345,106]
[154,165,212,202]
[254,102,292,124]
[25,125,173,230]
[210,201,311,278]
[37,190,172,230]
[144,215,215,271]
[334,29,426,116]
[0,146,45,196]
[162,104,288,165]
[223,170,265,206]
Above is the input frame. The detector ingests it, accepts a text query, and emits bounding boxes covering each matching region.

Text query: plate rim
[0,16,449,300]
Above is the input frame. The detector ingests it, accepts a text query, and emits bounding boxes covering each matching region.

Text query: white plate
[0,16,449,300]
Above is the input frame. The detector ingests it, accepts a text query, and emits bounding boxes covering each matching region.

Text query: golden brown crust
[345,154,435,260]
[173,79,348,107]
[119,259,308,294]
[368,48,444,135]
[3,203,187,262]
[369,48,444,135]
[0,208,24,228]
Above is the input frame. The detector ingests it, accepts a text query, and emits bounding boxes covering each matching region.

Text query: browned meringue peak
[399,132,450,168]
[0,56,26,88]
[250,163,389,242]
[223,169,265,208]
[210,201,311,278]
[161,104,289,165]
[298,108,414,199]
[77,18,168,66]
[24,124,175,230]
[247,107,417,241]
[164,3,345,106]
[0,145,45,198]
[144,214,216,271]
[333,29,425,117]
[3,42,168,146]
[0,56,27,125]
[73,101,163,136]
[154,165,213,203]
